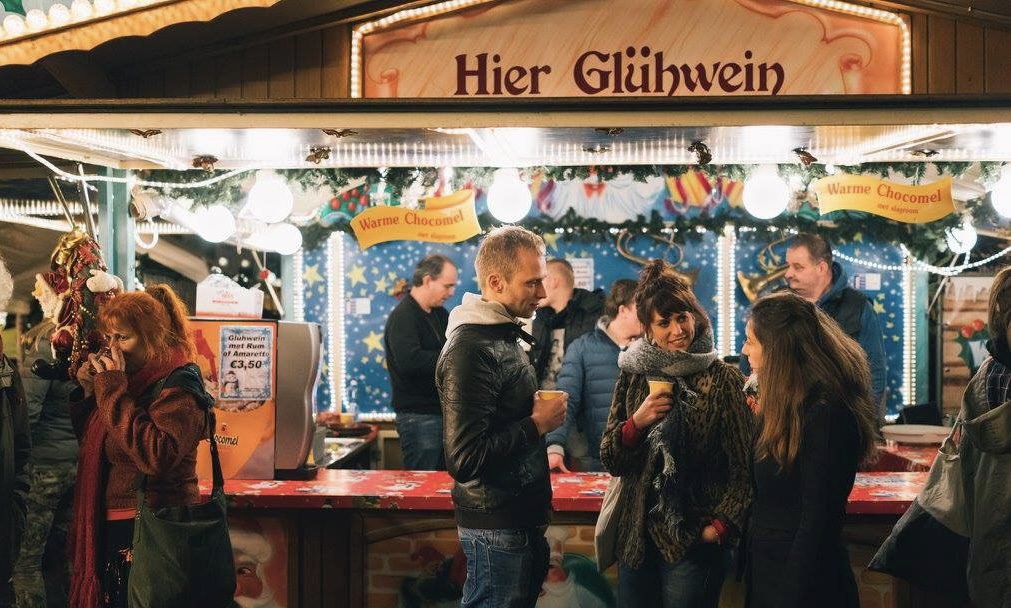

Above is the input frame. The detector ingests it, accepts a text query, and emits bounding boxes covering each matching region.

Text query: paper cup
[647,380,674,397]
[536,390,566,401]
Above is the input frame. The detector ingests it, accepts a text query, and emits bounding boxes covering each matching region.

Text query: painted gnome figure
[30,227,122,380]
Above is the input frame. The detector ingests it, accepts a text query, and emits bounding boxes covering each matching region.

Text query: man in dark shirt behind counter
[384,254,458,470]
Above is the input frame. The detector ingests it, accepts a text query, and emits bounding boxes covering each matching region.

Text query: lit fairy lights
[326,232,347,414]
[292,247,305,322]
[901,261,916,405]
[0,0,172,43]
[716,226,737,357]
[835,245,1011,277]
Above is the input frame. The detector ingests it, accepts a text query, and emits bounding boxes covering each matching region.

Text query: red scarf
[68,350,190,608]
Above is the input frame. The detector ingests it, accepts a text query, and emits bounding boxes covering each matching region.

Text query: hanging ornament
[688,141,712,166]
[129,129,162,138]
[192,155,218,172]
[305,145,331,164]
[322,128,358,138]
[945,218,978,255]
[792,147,817,166]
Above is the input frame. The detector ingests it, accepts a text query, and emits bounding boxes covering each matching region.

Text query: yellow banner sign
[813,175,955,224]
[351,189,482,249]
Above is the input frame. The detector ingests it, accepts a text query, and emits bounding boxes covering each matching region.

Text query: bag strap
[136,375,224,509]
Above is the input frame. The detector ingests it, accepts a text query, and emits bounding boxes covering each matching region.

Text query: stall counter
[208,469,927,515]
[210,471,936,608]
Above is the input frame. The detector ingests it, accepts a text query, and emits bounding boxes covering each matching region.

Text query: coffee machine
[191,319,322,481]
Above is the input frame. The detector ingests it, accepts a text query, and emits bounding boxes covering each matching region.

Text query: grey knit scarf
[618,327,717,554]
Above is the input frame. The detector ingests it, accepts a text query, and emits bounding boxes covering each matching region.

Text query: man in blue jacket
[785,233,888,412]
[546,279,642,472]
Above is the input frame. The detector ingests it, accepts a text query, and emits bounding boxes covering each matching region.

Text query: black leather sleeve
[440,343,539,483]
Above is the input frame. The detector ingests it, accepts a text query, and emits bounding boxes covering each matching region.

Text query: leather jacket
[437,320,552,529]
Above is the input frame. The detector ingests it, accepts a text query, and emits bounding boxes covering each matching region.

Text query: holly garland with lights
[142,161,1005,264]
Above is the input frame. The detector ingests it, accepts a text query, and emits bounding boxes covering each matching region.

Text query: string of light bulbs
[12,142,255,189]
[834,244,1011,276]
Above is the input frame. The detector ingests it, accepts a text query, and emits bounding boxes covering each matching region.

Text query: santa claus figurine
[30,228,122,380]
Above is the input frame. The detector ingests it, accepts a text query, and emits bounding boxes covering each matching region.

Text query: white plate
[881,424,950,445]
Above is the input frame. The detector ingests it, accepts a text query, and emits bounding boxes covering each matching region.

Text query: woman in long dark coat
[741,292,878,608]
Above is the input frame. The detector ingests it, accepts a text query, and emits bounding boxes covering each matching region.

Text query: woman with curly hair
[742,291,878,608]
[69,285,216,608]
[599,259,754,608]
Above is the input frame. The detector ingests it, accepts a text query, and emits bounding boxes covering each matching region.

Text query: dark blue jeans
[457,526,549,608]
[618,539,732,608]
[395,413,445,470]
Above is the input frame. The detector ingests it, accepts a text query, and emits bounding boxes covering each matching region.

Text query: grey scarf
[618,328,717,553]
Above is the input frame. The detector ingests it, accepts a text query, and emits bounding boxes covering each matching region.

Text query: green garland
[142,161,1005,264]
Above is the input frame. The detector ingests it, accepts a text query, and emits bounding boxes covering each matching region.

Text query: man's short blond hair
[475,226,546,289]
[547,258,575,288]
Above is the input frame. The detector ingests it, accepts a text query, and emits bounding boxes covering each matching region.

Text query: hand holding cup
[633,380,674,429]
[532,389,567,435]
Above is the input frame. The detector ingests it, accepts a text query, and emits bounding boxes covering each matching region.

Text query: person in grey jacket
[959,266,1011,608]
[546,278,641,472]
[0,256,31,608]
[13,329,78,608]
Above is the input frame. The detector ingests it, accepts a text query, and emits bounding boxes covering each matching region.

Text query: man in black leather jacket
[437,226,566,608]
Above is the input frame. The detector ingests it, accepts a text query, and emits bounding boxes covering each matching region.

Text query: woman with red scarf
[68,285,214,608]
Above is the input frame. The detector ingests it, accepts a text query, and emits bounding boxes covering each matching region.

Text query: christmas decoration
[954,318,989,374]
[30,228,122,380]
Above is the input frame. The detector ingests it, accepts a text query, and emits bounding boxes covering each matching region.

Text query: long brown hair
[634,258,710,340]
[97,284,195,366]
[750,291,878,470]
[988,266,1011,344]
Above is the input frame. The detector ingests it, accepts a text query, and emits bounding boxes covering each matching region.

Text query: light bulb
[742,165,790,220]
[71,0,93,20]
[3,15,26,36]
[194,205,236,243]
[945,219,977,255]
[245,171,294,224]
[486,168,532,223]
[25,9,48,30]
[93,0,114,14]
[247,222,303,255]
[990,165,1011,218]
[48,3,72,25]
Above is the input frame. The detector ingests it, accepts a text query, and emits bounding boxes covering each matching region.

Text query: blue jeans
[457,526,549,608]
[395,413,445,470]
[618,540,732,608]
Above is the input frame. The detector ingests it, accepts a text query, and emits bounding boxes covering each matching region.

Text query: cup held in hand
[647,380,674,398]
[536,389,567,402]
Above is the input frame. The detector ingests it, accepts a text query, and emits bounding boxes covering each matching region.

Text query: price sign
[219,325,275,401]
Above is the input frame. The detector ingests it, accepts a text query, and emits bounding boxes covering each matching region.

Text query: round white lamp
[486,168,532,223]
[945,218,977,255]
[990,164,1011,218]
[194,205,237,243]
[742,165,790,220]
[260,222,303,255]
[48,3,72,25]
[25,9,48,29]
[246,171,294,224]
[3,15,26,36]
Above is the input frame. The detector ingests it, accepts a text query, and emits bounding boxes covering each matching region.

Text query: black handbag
[127,408,236,608]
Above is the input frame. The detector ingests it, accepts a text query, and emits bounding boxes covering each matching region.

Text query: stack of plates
[881,424,950,445]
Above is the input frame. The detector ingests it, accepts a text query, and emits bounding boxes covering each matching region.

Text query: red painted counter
[207,470,927,515]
